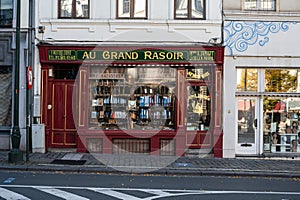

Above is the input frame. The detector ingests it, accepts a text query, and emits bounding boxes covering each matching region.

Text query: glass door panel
[236,98,258,155]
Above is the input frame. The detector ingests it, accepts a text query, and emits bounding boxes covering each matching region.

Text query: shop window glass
[0,66,12,126]
[51,66,78,79]
[59,0,89,18]
[186,67,211,81]
[236,68,258,92]
[263,96,300,153]
[0,0,13,27]
[265,69,298,93]
[89,66,176,131]
[117,0,147,19]
[175,0,205,19]
[244,0,276,11]
[186,85,211,131]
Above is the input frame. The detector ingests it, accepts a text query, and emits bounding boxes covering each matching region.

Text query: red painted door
[51,80,77,148]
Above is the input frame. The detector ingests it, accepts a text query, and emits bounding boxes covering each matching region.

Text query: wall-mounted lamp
[208,37,222,45]
[38,26,45,34]
[267,56,271,60]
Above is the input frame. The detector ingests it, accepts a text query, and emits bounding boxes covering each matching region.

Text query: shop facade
[223,0,300,157]
[38,45,224,157]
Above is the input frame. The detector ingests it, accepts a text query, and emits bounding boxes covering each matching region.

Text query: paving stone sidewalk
[1,151,300,178]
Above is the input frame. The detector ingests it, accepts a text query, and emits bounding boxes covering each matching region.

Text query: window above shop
[117,0,148,19]
[58,0,89,19]
[175,0,205,19]
[0,0,13,27]
[244,0,276,11]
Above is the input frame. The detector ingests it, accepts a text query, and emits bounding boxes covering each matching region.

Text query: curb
[1,164,300,178]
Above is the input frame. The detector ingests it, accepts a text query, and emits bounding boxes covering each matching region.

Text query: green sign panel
[48,49,216,62]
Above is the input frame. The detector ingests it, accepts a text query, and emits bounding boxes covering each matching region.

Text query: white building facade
[223,0,300,157]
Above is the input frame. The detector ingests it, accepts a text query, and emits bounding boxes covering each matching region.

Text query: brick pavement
[0,151,300,177]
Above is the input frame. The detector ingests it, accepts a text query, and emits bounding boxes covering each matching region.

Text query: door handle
[254,119,257,128]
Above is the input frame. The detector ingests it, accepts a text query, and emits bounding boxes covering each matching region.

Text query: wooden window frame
[58,0,90,19]
[174,0,206,20]
[117,0,148,19]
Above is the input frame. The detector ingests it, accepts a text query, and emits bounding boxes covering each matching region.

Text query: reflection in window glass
[118,0,130,18]
[237,99,255,143]
[265,69,298,93]
[191,0,203,18]
[263,96,300,153]
[76,0,89,18]
[236,68,258,92]
[186,67,211,81]
[60,0,72,17]
[59,0,89,18]
[118,0,147,18]
[134,0,146,18]
[0,66,12,126]
[0,0,13,27]
[175,0,204,19]
[186,85,211,131]
[176,0,188,18]
[244,0,276,11]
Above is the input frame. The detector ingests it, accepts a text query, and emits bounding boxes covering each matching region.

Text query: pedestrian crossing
[0,185,203,200]
[0,185,300,200]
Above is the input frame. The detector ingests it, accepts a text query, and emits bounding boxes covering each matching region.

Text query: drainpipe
[26,0,35,162]
[8,0,23,163]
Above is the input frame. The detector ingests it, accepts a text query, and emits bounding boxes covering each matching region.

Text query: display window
[236,67,300,154]
[88,66,176,131]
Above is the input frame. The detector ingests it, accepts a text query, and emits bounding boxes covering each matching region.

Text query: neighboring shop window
[117,0,148,19]
[175,0,205,19]
[244,0,276,11]
[89,66,176,131]
[265,69,298,93]
[263,69,300,153]
[58,0,89,18]
[236,68,258,92]
[186,67,211,131]
[0,66,12,126]
[0,0,13,27]
[236,67,300,153]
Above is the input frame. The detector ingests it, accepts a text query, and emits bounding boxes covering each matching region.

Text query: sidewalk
[1,151,300,178]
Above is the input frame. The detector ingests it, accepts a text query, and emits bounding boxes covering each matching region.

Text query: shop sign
[48,49,216,62]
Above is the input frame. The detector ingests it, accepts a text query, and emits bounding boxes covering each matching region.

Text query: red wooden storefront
[38,44,224,157]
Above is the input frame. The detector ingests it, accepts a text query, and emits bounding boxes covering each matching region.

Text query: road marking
[0,187,30,200]
[3,177,16,184]
[0,185,300,200]
[35,186,89,200]
[89,188,141,200]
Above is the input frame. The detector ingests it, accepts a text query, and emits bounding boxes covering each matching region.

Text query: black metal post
[8,0,23,163]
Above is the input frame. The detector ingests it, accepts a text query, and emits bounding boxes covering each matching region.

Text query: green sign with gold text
[48,49,216,62]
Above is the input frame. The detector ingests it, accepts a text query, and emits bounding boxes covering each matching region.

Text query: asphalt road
[0,171,299,199]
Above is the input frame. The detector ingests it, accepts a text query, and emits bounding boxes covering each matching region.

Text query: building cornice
[223,10,300,22]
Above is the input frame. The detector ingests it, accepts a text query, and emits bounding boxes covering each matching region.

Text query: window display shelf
[88,66,176,131]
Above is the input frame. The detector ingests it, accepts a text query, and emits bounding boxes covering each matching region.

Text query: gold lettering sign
[48,49,216,62]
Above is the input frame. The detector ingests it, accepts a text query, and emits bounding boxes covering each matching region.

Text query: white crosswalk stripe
[35,186,90,200]
[89,188,142,200]
[0,187,30,200]
[0,185,300,200]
